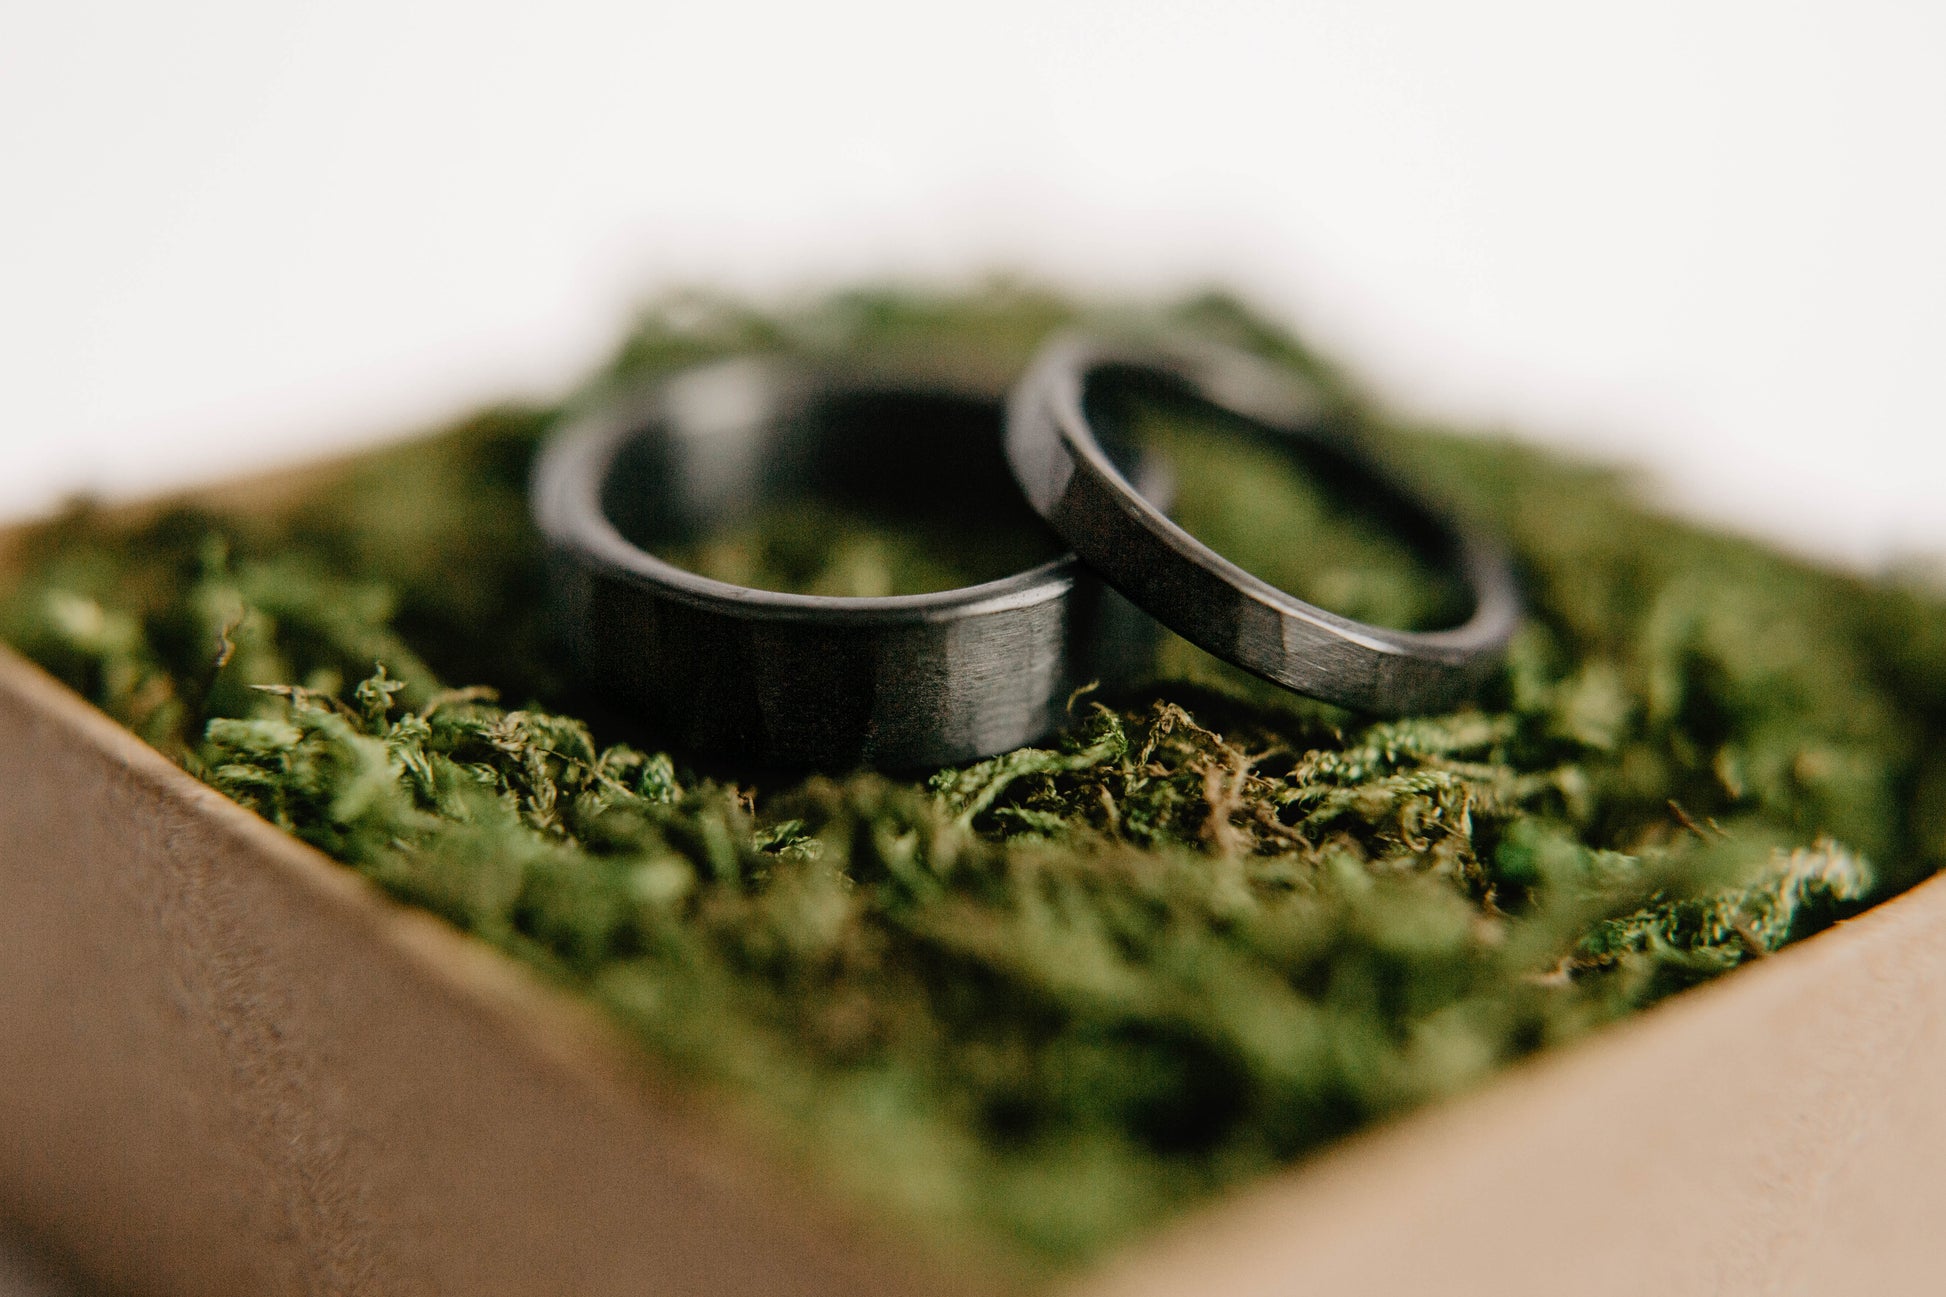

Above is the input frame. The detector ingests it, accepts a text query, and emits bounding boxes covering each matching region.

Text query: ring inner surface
[603,381,1065,598]
[1081,366,1477,634]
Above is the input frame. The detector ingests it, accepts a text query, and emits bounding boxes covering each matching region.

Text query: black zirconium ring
[1005,336,1521,715]
[532,358,1158,769]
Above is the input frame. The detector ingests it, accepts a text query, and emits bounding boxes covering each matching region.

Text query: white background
[2,0,1943,571]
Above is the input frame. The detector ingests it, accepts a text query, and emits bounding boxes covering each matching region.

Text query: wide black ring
[531,358,1156,768]
[1004,335,1521,715]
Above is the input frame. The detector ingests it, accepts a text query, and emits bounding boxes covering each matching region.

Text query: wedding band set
[531,335,1521,768]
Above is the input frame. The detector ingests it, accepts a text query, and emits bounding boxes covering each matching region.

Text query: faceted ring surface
[1004,335,1522,715]
[531,357,1155,768]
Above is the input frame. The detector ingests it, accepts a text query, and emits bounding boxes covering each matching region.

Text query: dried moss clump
[5,284,1945,1270]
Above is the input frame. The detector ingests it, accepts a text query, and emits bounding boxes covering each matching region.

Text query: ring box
[3,458,1944,1297]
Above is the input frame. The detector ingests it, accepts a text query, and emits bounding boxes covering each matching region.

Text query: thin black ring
[531,357,1156,768]
[1004,335,1521,715]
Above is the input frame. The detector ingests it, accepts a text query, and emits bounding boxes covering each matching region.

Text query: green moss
[657,497,1063,597]
[5,282,1944,1271]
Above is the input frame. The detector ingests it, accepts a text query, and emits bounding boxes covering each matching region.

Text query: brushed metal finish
[532,359,1154,769]
[1005,335,1522,715]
